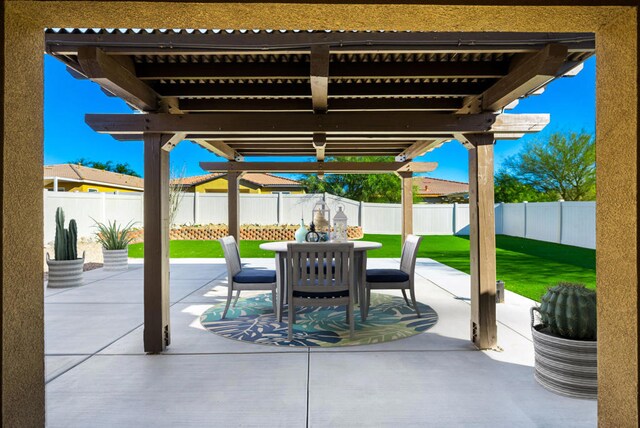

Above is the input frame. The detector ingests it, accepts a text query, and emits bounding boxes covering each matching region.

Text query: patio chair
[364,234,423,321]
[286,242,355,340]
[219,236,277,319]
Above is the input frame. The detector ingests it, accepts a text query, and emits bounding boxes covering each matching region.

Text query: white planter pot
[102,248,129,271]
[46,252,84,288]
[531,308,597,399]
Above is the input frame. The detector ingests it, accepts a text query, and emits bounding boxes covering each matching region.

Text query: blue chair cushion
[306,260,336,274]
[366,269,410,283]
[233,269,277,284]
[293,289,349,299]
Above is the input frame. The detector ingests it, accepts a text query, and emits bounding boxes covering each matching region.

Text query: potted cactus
[531,283,597,399]
[92,219,136,270]
[46,207,85,288]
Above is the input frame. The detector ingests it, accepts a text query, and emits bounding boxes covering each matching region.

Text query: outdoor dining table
[259,240,382,320]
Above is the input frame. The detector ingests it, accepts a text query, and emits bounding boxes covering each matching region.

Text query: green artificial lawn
[128,234,595,301]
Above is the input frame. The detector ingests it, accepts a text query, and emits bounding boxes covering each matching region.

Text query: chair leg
[222,284,234,319]
[278,282,285,322]
[348,297,355,339]
[232,289,241,307]
[271,287,277,315]
[288,302,294,340]
[409,287,421,318]
[363,288,371,322]
[401,289,412,307]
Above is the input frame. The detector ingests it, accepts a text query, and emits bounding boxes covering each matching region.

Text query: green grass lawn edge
[128,234,595,301]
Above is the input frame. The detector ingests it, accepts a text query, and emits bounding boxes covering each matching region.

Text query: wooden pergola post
[227,172,241,241]
[398,171,414,243]
[143,133,173,353]
[465,133,497,350]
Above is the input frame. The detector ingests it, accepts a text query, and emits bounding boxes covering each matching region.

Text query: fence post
[452,202,458,235]
[558,200,564,244]
[194,192,200,225]
[523,201,528,238]
[359,201,366,231]
[277,192,283,225]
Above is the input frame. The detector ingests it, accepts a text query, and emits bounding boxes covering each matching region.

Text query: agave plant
[92,219,137,250]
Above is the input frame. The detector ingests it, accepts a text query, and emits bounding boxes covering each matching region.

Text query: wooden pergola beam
[46,31,595,55]
[459,44,568,113]
[178,98,463,112]
[396,138,449,161]
[199,161,437,174]
[310,45,330,113]
[313,133,327,162]
[77,47,159,111]
[482,43,568,111]
[85,111,498,134]
[397,171,414,244]
[152,81,493,98]
[193,139,244,161]
[464,133,497,350]
[143,133,172,353]
[134,59,509,80]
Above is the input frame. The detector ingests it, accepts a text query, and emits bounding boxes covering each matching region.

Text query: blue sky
[44,55,595,182]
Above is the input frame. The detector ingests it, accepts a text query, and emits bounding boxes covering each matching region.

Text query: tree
[494,170,552,203]
[69,158,141,177]
[298,156,408,203]
[503,131,595,201]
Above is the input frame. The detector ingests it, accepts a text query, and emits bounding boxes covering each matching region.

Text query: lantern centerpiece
[312,201,331,242]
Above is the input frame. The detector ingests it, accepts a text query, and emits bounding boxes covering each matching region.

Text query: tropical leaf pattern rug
[200,293,438,347]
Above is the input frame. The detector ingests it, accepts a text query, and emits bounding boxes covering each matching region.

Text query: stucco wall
[2,2,638,427]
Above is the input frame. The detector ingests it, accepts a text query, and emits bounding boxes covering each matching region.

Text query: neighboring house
[413,177,469,203]
[172,172,305,194]
[44,164,143,193]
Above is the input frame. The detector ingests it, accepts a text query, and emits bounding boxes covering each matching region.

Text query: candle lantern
[312,200,331,242]
[333,205,348,242]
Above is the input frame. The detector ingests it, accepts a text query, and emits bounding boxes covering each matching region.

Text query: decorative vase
[102,248,129,271]
[294,220,307,243]
[46,251,85,288]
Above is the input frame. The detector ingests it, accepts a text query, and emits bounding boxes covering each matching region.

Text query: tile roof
[172,172,302,188]
[413,177,469,197]
[44,164,144,190]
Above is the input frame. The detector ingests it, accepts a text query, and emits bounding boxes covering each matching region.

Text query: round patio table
[259,240,382,321]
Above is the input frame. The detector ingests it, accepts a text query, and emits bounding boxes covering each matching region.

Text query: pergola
[45,29,593,353]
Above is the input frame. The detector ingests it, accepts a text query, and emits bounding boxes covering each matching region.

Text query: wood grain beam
[179,97,463,112]
[397,171,414,244]
[134,59,508,80]
[153,81,492,98]
[77,47,159,111]
[313,133,327,161]
[46,31,595,56]
[396,138,449,161]
[227,171,241,242]
[85,111,498,134]
[199,161,437,174]
[459,44,568,113]
[143,133,171,353]
[467,133,497,350]
[193,139,244,161]
[310,45,330,113]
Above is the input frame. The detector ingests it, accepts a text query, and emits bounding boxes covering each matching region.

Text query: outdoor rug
[200,293,438,347]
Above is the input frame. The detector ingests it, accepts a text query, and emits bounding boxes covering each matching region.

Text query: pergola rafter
[47,28,594,354]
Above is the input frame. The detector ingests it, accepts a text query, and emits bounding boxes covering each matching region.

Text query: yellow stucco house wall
[44,182,140,193]
[178,173,305,194]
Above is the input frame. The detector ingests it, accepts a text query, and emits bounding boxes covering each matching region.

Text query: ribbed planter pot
[531,308,597,400]
[102,248,129,271]
[46,252,84,288]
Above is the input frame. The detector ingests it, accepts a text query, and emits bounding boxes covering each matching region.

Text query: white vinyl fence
[43,190,595,249]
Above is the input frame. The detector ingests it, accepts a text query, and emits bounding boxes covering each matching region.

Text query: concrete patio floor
[44,257,596,427]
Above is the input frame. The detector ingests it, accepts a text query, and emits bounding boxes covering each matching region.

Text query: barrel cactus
[538,283,596,341]
[53,207,79,260]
